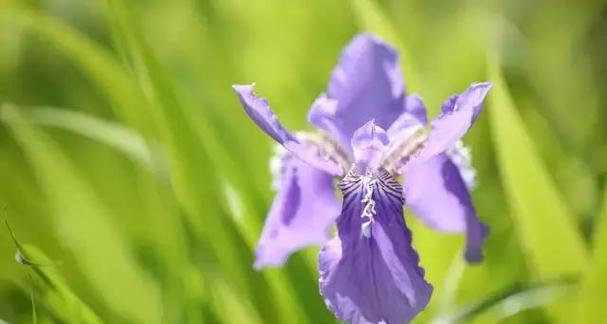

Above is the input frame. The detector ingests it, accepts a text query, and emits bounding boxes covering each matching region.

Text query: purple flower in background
[233,33,491,323]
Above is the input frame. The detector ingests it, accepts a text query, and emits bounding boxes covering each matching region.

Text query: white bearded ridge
[360,170,378,238]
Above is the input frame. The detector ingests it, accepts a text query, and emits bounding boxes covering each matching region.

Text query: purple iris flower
[233,33,491,323]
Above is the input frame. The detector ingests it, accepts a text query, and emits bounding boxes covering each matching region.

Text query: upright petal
[402,153,488,262]
[308,33,407,153]
[351,120,389,172]
[308,95,341,140]
[233,84,344,176]
[387,95,427,140]
[319,169,432,323]
[255,153,340,269]
[380,98,427,174]
[405,94,428,125]
[408,82,492,165]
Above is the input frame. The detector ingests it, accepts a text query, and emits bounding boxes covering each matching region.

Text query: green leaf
[23,245,104,324]
[22,106,153,170]
[577,184,607,323]
[2,104,162,324]
[487,61,588,279]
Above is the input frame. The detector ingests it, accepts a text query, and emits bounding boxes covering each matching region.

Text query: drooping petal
[233,84,344,176]
[308,33,407,153]
[402,153,488,262]
[255,153,340,269]
[319,169,432,323]
[351,120,389,172]
[407,82,492,165]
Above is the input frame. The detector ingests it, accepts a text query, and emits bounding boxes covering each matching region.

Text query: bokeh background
[0,0,606,323]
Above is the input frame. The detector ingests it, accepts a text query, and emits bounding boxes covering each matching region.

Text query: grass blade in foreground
[2,104,162,324]
[430,279,574,324]
[488,61,588,278]
[5,220,103,324]
[101,1,309,322]
[102,0,247,283]
[488,61,588,322]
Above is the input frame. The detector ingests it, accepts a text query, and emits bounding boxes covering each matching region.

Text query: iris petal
[404,94,428,125]
[308,33,407,154]
[408,82,492,165]
[319,169,432,323]
[255,153,340,269]
[233,84,344,176]
[351,120,389,171]
[402,153,488,262]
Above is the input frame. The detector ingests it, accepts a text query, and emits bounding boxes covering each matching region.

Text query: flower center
[340,167,403,239]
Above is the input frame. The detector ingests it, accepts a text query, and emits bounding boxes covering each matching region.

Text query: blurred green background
[0,0,606,323]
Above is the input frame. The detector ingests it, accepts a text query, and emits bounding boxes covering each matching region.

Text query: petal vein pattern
[319,168,432,324]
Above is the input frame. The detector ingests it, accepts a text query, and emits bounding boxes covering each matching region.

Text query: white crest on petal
[446,140,477,190]
[360,170,378,238]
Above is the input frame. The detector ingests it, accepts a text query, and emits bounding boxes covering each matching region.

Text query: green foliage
[488,62,588,279]
[3,104,162,323]
[0,0,606,323]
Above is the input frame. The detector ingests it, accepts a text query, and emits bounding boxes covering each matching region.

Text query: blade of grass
[5,220,103,324]
[21,245,105,324]
[488,59,588,322]
[102,0,247,285]
[2,104,163,324]
[100,1,309,323]
[430,279,575,324]
[23,106,153,170]
[28,274,37,324]
[577,183,607,323]
[488,59,588,278]
[3,105,195,321]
